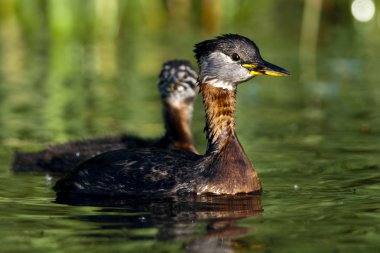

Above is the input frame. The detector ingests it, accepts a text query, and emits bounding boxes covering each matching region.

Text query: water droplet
[45,174,52,181]
[45,174,53,186]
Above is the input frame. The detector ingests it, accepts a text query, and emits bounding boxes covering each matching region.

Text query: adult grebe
[12,60,198,172]
[54,34,289,197]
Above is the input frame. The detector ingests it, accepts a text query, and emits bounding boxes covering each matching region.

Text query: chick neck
[160,99,198,153]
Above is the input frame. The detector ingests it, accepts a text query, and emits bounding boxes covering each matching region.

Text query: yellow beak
[242,61,290,77]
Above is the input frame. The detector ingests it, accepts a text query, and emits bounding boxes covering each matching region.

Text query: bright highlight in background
[351,0,376,22]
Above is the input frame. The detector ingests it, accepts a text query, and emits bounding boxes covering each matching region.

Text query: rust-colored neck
[159,102,198,153]
[200,83,237,154]
[197,82,262,194]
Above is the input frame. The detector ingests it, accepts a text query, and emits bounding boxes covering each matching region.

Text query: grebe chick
[12,60,198,172]
[54,34,289,197]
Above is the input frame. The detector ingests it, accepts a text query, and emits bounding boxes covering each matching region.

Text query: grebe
[54,34,289,197]
[12,60,198,172]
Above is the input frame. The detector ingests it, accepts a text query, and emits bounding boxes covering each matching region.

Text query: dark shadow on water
[56,194,262,252]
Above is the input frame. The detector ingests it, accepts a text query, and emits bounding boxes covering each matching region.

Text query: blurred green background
[0,0,378,153]
[1,1,380,253]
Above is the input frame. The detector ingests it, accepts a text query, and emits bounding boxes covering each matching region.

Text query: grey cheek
[218,65,247,82]
[201,57,224,76]
[225,66,250,81]
[237,68,251,80]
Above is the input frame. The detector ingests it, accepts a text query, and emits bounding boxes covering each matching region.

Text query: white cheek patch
[199,52,238,91]
[203,77,235,91]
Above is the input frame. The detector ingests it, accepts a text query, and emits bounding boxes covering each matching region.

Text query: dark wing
[54,148,201,198]
[11,135,157,173]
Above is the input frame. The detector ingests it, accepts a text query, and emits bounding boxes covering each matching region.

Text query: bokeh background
[0,1,380,252]
[0,0,378,152]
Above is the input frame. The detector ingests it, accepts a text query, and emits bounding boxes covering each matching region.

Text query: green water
[1,1,380,252]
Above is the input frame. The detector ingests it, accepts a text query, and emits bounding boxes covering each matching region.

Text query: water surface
[0,1,379,252]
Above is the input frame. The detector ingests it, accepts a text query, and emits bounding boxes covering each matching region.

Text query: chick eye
[231,53,240,61]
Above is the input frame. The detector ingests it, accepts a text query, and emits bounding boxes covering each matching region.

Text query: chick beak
[242,60,290,77]
[168,83,176,92]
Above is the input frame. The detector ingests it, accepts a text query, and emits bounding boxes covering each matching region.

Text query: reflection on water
[1,1,380,253]
[57,195,262,253]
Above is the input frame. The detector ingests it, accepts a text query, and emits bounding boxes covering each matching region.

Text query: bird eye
[231,53,240,61]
